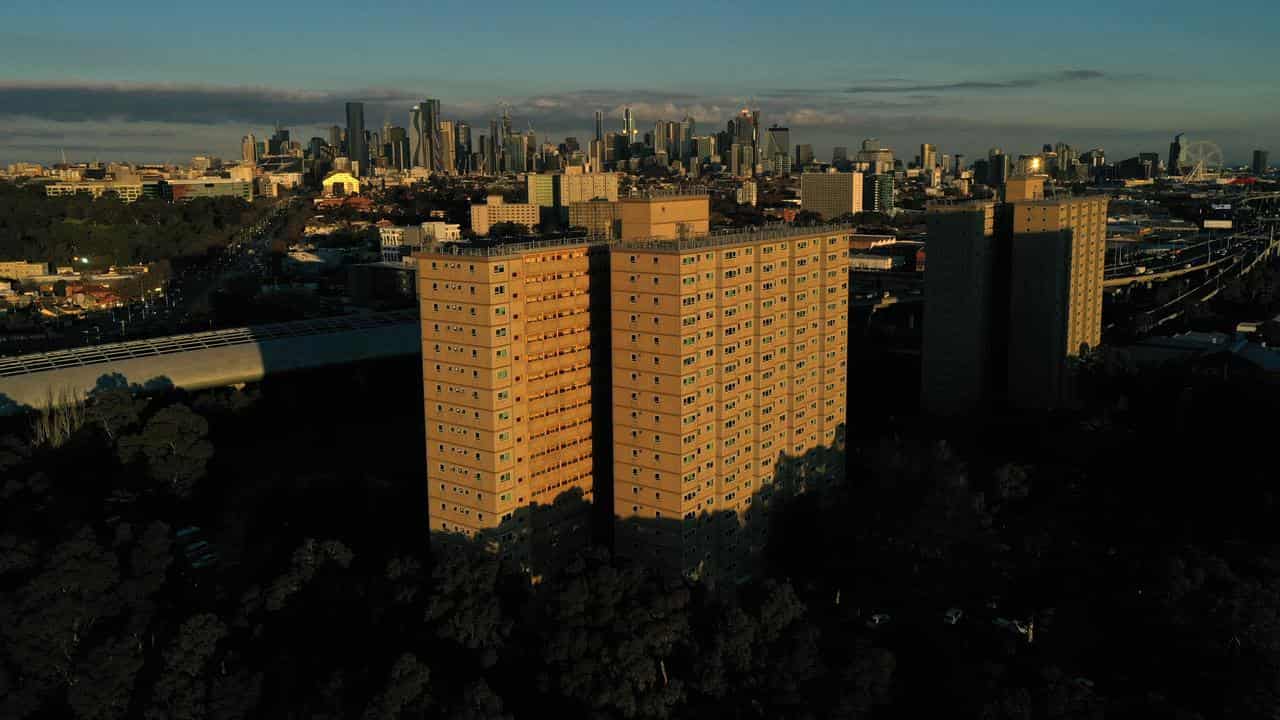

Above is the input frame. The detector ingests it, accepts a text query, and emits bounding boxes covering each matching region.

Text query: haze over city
[2,0,1278,164]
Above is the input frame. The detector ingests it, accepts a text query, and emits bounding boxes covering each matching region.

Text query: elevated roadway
[0,310,419,415]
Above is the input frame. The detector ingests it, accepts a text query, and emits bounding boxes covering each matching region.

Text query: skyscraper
[595,110,604,143]
[920,143,937,171]
[623,107,637,148]
[425,99,444,174]
[795,144,814,168]
[863,174,894,215]
[386,126,409,170]
[987,148,1009,187]
[241,134,258,165]
[439,120,457,176]
[763,126,791,175]
[345,102,366,176]
[456,122,472,174]
[487,119,500,174]
[1253,150,1269,176]
[1168,134,1184,177]
[328,125,343,152]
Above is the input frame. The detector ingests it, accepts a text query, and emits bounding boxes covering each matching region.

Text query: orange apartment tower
[417,238,612,568]
[419,211,853,579]
[610,225,851,579]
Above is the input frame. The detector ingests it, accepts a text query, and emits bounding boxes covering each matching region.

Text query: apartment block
[610,225,851,579]
[921,195,1108,413]
[569,199,621,239]
[619,194,711,240]
[801,171,863,220]
[418,239,611,568]
[922,201,999,415]
[470,195,540,237]
[1007,196,1107,409]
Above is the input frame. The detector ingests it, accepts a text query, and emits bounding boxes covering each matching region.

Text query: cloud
[0,81,424,126]
[846,69,1110,94]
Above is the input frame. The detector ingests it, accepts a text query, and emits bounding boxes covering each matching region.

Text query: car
[865,613,891,629]
[943,608,963,625]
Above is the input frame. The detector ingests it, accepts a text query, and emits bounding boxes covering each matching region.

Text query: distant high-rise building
[241,134,258,165]
[693,136,717,162]
[1253,149,1269,176]
[795,144,814,168]
[410,100,444,172]
[386,126,410,170]
[763,126,791,175]
[1168,134,1184,177]
[456,122,472,174]
[425,99,444,173]
[677,117,696,161]
[595,110,604,143]
[439,120,457,175]
[487,119,500,174]
[346,102,367,175]
[920,143,938,171]
[801,171,863,219]
[832,146,849,165]
[623,107,638,147]
[863,174,894,215]
[987,148,1009,187]
[328,125,343,152]
[855,139,894,174]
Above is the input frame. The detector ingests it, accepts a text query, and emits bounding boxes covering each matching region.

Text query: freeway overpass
[0,310,420,415]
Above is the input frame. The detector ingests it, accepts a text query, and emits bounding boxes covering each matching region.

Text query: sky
[2,0,1278,166]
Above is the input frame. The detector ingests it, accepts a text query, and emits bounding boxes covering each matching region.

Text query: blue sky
[2,0,1277,165]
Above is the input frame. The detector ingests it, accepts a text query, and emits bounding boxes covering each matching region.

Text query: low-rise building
[0,261,50,281]
[168,179,253,202]
[470,195,539,236]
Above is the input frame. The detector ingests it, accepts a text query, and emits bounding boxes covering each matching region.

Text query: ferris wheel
[1179,140,1224,182]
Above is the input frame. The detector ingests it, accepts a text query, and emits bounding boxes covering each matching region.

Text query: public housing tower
[417,201,851,576]
[922,184,1107,414]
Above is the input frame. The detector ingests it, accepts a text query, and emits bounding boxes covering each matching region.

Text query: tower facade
[418,239,611,567]
[610,225,851,578]
[345,102,366,175]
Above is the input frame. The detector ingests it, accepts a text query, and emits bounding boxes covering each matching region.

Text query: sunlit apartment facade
[610,225,851,578]
[417,238,610,567]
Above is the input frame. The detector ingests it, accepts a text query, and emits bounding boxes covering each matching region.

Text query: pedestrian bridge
[0,310,420,415]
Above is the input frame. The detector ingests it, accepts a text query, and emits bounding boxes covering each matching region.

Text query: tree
[486,221,528,239]
[146,613,227,720]
[264,538,355,612]
[531,548,690,719]
[424,548,513,666]
[117,404,214,497]
[361,653,431,720]
[0,527,123,717]
[793,210,823,227]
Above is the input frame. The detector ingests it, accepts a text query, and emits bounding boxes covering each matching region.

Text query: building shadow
[428,424,848,585]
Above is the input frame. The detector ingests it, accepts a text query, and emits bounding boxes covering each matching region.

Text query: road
[1,201,290,356]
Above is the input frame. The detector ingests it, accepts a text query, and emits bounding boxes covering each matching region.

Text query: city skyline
[1,1,1277,164]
